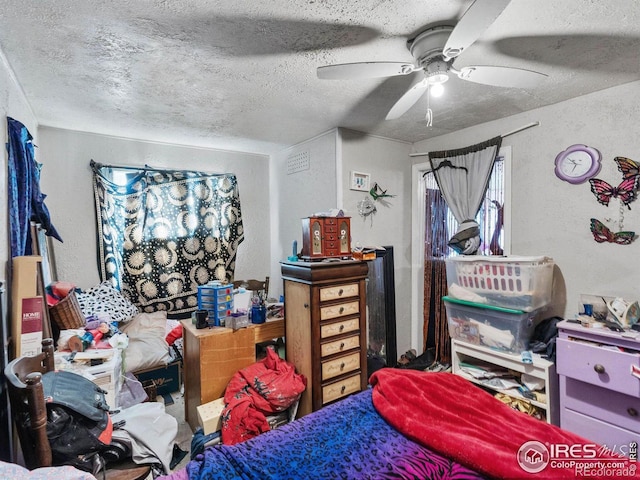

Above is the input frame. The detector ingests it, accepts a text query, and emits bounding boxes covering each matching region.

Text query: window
[424,154,506,259]
[91,162,244,315]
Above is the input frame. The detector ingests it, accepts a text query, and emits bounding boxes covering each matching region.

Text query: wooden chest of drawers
[281,260,368,417]
[557,320,640,450]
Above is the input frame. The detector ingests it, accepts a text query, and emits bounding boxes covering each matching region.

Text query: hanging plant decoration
[590,218,636,245]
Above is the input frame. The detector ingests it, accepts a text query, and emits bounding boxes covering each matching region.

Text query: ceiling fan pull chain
[425,85,433,127]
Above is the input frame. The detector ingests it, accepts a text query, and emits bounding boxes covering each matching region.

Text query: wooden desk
[182,318,285,431]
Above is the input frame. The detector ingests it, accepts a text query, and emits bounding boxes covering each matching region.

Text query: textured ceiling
[1,0,639,154]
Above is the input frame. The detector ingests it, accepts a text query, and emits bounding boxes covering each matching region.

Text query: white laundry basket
[445,255,554,312]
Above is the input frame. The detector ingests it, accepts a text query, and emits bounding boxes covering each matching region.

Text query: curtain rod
[408,121,540,158]
[90,160,165,172]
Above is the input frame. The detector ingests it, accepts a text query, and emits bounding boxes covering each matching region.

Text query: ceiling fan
[316,0,547,121]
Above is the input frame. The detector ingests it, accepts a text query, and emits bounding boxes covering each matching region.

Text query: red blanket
[370,369,638,479]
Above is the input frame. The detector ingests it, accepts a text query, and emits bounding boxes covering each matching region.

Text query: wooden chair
[4,338,151,480]
[232,277,270,298]
[232,277,269,294]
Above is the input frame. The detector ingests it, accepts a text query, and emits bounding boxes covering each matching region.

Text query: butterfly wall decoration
[590,218,636,245]
[615,156,640,179]
[589,176,639,209]
[587,155,639,244]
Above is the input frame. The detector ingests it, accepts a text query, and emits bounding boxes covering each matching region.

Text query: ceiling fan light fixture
[426,69,448,98]
[429,82,445,98]
[427,72,449,85]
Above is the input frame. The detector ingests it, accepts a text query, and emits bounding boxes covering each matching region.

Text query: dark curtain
[91,161,244,315]
[7,117,62,257]
[423,186,450,363]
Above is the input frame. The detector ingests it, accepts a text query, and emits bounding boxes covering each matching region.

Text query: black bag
[41,370,114,472]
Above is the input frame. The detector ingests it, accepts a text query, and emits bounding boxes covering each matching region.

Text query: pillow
[120,311,172,372]
[76,281,139,323]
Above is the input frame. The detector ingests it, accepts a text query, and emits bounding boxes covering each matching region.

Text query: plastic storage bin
[443,296,541,354]
[197,283,234,326]
[445,255,554,312]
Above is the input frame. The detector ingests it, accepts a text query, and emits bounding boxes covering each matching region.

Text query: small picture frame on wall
[350,171,370,192]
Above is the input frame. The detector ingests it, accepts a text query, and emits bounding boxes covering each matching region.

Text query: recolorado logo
[517,441,638,477]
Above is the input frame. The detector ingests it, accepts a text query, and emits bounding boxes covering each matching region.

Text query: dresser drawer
[324,232,338,242]
[320,334,360,358]
[320,283,359,302]
[557,337,640,397]
[320,301,359,320]
[321,351,360,380]
[561,377,640,433]
[320,318,359,339]
[322,374,361,404]
[324,241,339,251]
[561,408,640,451]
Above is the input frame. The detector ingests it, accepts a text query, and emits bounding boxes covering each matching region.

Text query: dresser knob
[594,364,606,374]
[341,385,346,394]
[339,307,344,314]
[628,408,638,417]
[339,324,344,332]
[340,362,345,370]
[303,303,309,308]
[338,288,344,296]
[340,342,345,349]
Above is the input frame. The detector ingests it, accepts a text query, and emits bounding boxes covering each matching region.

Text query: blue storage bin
[198,283,234,326]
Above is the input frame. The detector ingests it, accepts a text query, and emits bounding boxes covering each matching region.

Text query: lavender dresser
[557,320,640,447]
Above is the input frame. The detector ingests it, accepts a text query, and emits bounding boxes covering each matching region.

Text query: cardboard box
[10,255,43,358]
[197,397,225,434]
[134,360,181,396]
[19,297,44,357]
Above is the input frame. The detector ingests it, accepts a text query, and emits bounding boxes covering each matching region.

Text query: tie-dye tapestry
[91,161,244,314]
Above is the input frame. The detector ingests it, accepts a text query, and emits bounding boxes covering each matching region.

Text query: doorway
[410,146,512,359]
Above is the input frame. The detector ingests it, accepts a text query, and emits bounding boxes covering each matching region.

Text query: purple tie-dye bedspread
[160,388,484,480]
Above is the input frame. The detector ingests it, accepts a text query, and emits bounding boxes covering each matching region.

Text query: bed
[159,368,636,480]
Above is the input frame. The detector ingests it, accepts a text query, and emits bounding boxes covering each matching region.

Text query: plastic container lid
[442,295,526,315]
[446,255,552,264]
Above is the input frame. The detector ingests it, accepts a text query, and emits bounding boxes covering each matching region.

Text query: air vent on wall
[287,151,310,175]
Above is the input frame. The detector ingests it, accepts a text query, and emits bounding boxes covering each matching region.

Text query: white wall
[412,80,640,321]
[270,128,415,356]
[37,127,271,290]
[269,129,338,297]
[339,129,413,356]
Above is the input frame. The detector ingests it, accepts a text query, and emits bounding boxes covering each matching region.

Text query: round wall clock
[554,144,602,184]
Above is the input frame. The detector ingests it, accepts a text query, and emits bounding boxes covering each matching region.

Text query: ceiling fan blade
[385,80,429,120]
[317,62,414,80]
[443,0,511,60]
[455,65,547,88]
